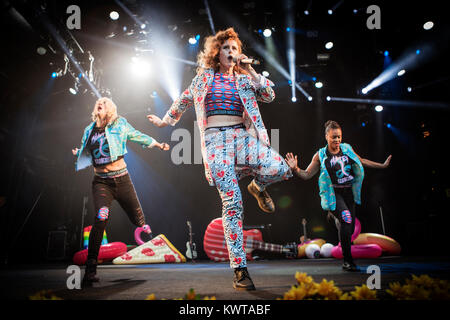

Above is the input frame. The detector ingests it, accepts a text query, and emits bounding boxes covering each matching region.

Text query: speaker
[47,231,67,260]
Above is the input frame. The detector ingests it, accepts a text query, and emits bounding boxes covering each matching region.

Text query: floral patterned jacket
[162,68,275,186]
[317,143,365,211]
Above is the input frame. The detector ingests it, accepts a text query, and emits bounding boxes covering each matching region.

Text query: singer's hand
[147,114,168,128]
[72,148,79,156]
[236,54,255,73]
[157,142,170,151]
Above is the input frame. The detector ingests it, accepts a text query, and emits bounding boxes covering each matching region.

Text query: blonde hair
[91,97,118,126]
[196,27,248,75]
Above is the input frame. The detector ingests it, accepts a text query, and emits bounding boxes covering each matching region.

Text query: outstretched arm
[285,152,320,180]
[355,151,392,169]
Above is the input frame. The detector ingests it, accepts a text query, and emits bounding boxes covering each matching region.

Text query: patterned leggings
[205,126,292,268]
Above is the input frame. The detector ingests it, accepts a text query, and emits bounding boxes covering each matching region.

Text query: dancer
[72,97,169,284]
[147,28,292,290]
[285,120,391,271]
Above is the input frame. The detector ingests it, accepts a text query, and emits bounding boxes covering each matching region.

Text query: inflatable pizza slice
[113,234,186,264]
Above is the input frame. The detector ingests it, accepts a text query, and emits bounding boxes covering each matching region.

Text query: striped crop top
[205,73,244,117]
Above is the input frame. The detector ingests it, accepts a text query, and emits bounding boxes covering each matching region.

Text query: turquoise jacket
[75,116,156,171]
[317,143,364,211]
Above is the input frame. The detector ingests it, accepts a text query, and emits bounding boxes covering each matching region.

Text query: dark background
[0,0,448,264]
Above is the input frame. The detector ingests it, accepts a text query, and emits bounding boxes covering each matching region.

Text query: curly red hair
[196,27,248,75]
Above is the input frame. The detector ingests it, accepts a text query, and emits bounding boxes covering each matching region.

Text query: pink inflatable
[135,225,152,245]
[73,242,127,265]
[331,243,382,259]
[351,218,361,242]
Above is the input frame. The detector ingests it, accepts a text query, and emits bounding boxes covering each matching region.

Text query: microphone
[232,57,260,65]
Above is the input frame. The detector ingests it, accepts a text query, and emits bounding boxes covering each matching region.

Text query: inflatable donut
[354,233,401,255]
[73,242,127,265]
[331,243,382,259]
[297,239,326,258]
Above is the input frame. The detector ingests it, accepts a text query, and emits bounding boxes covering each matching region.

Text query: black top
[88,126,112,167]
[324,148,355,187]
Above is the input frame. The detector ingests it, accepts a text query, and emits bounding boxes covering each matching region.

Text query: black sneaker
[83,259,100,285]
[342,261,359,272]
[233,267,256,291]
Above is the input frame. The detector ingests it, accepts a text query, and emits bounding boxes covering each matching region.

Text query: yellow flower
[408,274,435,288]
[295,272,313,285]
[145,293,156,300]
[350,284,377,300]
[29,290,62,300]
[203,296,216,300]
[386,282,407,299]
[403,284,430,300]
[185,288,198,300]
[339,293,353,300]
[316,279,336,297]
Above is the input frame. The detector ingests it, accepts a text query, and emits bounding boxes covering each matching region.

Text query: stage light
[386,123,392,128]
[51,72,57,78]
[286,27,291,32]
[397,69,406,76]
[288,80,292,85]
[37,47,46,55]
[262,71,269,77]
[353,9,358,14]
[304,10,309,15]
[312,77,317,81]
[308,96,313,101]
[416,49,420,55]
[263,29,272,37]
[375,105,383,112]
[325,42,333,50]
[361,88,368,95]
[150,91,158,98]
[195,34,200,40]
[407,87,412,92]
[315,81,323,88]
[328,10,333,15]
[362,122,366,127]
[384,51,389,57]
[423,21,434,30]
[130,58,151,78]
[110,11,119,20]
[188,37,197,45]
[140,23,146,29]
[291,97,297,102]
[326,96,331,101]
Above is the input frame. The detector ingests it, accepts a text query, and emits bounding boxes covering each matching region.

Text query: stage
[2,256,450,300]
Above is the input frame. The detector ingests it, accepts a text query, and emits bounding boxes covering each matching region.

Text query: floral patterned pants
[205,125,292,268]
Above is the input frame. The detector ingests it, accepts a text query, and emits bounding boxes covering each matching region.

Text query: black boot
[233,267,256,291]
[342,261,358,272]
[83,259,100,285]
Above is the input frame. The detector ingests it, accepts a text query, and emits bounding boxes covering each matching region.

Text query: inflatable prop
[354,233,401,255]
[305,243,321,259]
[297,239,326,258]
[351,218,361,241]
[83,226,107,249]
[73,242,127,265]
[113,233,186,264]
[331,243,382,259]
[320,243,334,258]
[134,225,152,245]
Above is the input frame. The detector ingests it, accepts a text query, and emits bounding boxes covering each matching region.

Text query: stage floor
[1,256,450,300]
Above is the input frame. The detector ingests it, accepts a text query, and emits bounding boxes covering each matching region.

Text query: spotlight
[288,80,292,85]
[384,50,389,57]
[315,81,323,88]
[37,47,47,55]
[328,9,333,15]
[150,91,158,98]
[308,96,313,101]
[312,77,317,81]
[325,42,333,50]
[375,105,383,112]
[69,80,79,95]
[423,21,434,30]
[263,29,272,37]
[140,23,146,29]
[291,97,297,102]
[130,58,151,78]
[362,122,366,127]
[304,10,309,15]
[416,49,421,55]
[353,9,358,14]
[188,37,197,45]
[195,34,200,40]
[262,71,270,77]
[286,27,291,32]
[110,11,119,20]
[326,96,331,101]
[397,69,406,77]
[51,72,57,78]
[407,87,412,92]
[386,123,392,128]
[361,88,368,95]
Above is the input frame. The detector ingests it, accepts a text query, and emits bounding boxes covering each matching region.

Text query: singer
[147,28,292,291]
[72,97,170,285]
[285,120,392,271]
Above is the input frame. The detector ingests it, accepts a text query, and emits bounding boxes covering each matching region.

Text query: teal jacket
[317,143,364,211]
[75,116,156,171]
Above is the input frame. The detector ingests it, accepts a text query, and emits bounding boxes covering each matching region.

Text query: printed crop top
[205,73,244,117]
